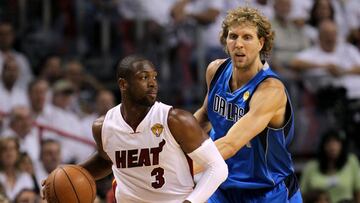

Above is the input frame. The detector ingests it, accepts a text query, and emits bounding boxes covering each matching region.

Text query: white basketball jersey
[102,102,195,203]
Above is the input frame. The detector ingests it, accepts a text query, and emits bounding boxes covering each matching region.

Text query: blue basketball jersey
[207,59,296,190]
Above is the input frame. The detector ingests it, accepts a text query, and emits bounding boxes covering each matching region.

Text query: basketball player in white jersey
[70,55,227,203]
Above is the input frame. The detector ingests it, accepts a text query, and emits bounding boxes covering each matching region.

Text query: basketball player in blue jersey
[193,7,302,202]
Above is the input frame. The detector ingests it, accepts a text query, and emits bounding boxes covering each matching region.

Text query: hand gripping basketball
[42,165,97,203]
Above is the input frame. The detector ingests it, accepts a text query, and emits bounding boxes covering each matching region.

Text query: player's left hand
[41,179,47,200]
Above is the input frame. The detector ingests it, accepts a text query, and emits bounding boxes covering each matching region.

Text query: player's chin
[147,94,157,101]
[143,96,157,106]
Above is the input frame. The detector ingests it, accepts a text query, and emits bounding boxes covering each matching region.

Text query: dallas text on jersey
[213,94,245,122]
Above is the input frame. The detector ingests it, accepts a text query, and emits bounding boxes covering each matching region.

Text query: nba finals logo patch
[151,123,164,137]
[243,91,250,101]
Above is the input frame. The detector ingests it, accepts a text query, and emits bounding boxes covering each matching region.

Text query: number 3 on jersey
[151,167,165,188]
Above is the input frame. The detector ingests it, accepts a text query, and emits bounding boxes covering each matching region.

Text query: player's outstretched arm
[168,108,228,203]
[79,116,113,180]
[215,78,287,160]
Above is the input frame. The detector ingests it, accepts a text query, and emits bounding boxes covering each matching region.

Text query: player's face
[226,24,264,70]
[127,61,158,107]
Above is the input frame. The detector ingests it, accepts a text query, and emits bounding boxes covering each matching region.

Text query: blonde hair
[220,7,274,58]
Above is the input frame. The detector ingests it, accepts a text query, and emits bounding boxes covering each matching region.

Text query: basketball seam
[53,169,60,203]
[69,165,95,201]
[60,166,81,203]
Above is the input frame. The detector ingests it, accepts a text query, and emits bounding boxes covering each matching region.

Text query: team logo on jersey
[243,91,250,101]
[151,123,164,137]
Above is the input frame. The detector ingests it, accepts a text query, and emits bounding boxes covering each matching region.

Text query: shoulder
[168,108,195,126]
[167,108,200,132]
[348,154,360,166]
[303,160,319,172]
[92,116,105,139]
[257,77,285,93]
[206,58,228,86]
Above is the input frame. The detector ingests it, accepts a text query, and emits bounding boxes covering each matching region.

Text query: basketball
[44,165,97,203]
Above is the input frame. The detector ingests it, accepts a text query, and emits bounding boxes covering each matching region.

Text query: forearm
[186,139,228,203]
[291,59,324,71]
[193,137,238,174]
[79,153,113,180]
[345,66,360,74]
[188,11,218,25]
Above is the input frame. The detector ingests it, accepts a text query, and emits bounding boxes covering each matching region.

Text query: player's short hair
[220,7,274,58]
[116,55,148,80]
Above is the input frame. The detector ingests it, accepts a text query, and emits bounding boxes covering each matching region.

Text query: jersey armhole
[209,58,231,91]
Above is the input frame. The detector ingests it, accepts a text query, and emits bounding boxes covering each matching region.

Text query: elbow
[218,161,228,183]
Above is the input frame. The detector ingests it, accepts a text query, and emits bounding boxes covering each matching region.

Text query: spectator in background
[51,79,92,163]
[290,20,360,154]
[270,0,310,108]
[2,106,40,161]
[0,56,29,114]
[292,20,360,99]
[171,0,225,105]
[18,153,39,194]
[271,0,310,78]
[33,139,61,190]
[302,189,330,203]
[38,54,64,86]
[64,59,104,115]
[300,129,360,203]
[80,89,115,139]
[0,21,33,89]
[330,0,360,44]
[248,0,274,20]
[304,0,335,44]
[171,0,224,66]
[52,79,76,112]
[27,79,76,163]
[27,79,50,120]
[13,189,40,203]
[0,137,34,201]
[95,90,116,117]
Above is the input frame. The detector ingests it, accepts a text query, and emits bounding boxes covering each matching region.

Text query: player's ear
[118,78,128,91]
[258,37,265,51]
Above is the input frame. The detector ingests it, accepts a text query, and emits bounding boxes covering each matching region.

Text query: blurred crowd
[0,0,360,202]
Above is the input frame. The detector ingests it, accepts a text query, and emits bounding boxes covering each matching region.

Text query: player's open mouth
[235,53,245,57]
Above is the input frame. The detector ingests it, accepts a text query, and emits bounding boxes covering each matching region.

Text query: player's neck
[230,58,263,91]
[120,102,151,131]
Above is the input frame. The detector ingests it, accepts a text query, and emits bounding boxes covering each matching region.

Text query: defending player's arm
[168,109,228,203]
[214,78,287,160]
[193,59,227,133]
[79,116,113,180]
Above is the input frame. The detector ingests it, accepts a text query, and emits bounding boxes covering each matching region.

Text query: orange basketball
[44,165,97,203]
